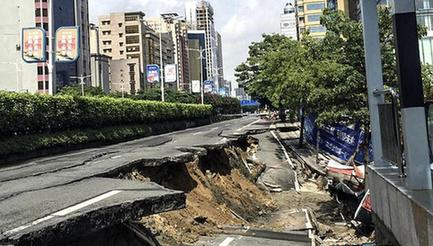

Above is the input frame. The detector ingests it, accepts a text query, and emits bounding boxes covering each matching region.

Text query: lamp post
[158,18,165,102]
[70,74,92,96]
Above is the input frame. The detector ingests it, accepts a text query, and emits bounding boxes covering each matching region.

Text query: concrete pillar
[360,0,385,166]
[392,0,432,190]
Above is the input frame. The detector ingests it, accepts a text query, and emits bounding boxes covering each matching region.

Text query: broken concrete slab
[0,178,185,245]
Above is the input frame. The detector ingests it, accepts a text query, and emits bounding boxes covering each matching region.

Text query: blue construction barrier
[304,116,373,165]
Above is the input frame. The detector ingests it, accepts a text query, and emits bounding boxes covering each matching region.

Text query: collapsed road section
[0,117,261,246]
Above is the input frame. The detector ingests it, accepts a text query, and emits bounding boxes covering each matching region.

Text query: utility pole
[159,18,165,102]
[70,75,91,96]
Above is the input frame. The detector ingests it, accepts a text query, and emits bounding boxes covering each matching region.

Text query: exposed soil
[122,134,374,245]
[125,144,276,245]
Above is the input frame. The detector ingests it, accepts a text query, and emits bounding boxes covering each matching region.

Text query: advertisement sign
[22,28,46,63]
[165,64,177,83]
[55,26,80,63]
[192,80,201,93]
[146,65,160,83]
[304,116,373,164]
[203,80,214,93]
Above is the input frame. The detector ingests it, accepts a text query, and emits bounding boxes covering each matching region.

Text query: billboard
[192,80,201,93]
[22,28,46,63]
[55,26,80,63]
[203,80,214,93]
[164,64,177,83]
[146,64,160,83]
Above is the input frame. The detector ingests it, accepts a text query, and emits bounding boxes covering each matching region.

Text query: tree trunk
[279,100,286,122]
[299,106,305,148]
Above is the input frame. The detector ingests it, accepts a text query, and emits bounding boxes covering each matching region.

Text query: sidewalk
[255,131,299,192]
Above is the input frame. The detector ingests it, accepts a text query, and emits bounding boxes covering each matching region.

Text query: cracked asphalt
[0,116,264,244]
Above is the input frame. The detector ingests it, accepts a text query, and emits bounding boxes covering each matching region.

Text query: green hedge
[0,91,212,137]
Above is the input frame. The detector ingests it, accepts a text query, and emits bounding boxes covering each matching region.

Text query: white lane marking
[237,119,262,132]
[271,131,300,192]
[219,237,235,246]
[193,131,203,136]
[225,124,231,127]
[53,190,121,216]
[3,190,122,236]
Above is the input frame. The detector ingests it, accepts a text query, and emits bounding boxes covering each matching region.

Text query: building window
[125,25,139,34]
[38,81,44,90]
[102,21,111,25]
[306,3,325,11]
[126,36,140,44]
[35,8,48,17]
[308,25,326,33]
[102,31,111,35]
[298,6,304,13]
[119,42,124,47]
[37,66,48,75]
[120,50,124,55]
[307,14,321,22]
[119,33,123,38]
[118,23,123,28]
[127,46,140,52]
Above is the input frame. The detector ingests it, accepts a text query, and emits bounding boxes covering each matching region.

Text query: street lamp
[70,74,92,97]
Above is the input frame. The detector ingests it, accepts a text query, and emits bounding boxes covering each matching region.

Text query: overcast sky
[89,0,288,84]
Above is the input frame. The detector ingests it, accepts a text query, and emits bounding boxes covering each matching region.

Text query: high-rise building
[145,14,190,91]
[0,0,91,94]
[281,1,298,40]
[196,0,219,91]
[54,0,91,89]
[98,12,175,92]
[216,32,225,87]
[185,0,198,29]
[297,0,327,38]
[188,30,207,91]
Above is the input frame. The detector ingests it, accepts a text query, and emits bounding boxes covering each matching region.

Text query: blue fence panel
[304,116,373,165]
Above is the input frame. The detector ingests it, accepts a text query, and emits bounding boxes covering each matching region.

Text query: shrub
[0,91,212,138]
[129,89,241,115]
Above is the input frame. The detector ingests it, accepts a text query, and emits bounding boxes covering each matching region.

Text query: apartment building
[146,13,190,91]
[98,12,174,92]
[297,0,327,38]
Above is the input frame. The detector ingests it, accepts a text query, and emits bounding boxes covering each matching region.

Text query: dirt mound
[125,146,276,245]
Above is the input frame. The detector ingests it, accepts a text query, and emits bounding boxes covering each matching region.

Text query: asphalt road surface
[0,116,265,244]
